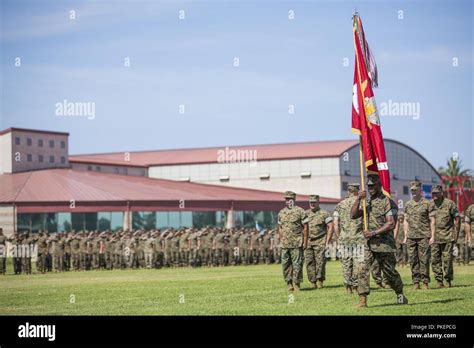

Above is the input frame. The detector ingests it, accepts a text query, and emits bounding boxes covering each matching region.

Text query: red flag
[351,14,391,196]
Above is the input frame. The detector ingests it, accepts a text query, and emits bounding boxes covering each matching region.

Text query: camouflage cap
[410,181,422,190]
[431,184,443,193]
[284,191,296,199]
[309,195,319,202]
[367,174,380,185]
[347,183,360,192]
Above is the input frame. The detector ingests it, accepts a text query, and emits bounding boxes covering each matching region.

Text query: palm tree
[438,157,472,188]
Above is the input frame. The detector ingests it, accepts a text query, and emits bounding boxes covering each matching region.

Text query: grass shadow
[369,297,464,308]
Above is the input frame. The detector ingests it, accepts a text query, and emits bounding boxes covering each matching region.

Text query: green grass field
[1,261,473,315]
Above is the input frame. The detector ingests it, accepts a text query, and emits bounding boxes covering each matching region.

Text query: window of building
[87,166,92,171]
[96,166,101,172]
[38,155,44,163]
[27,138,32,146]
[49,156,55,163]
[132,212,156,230]
[114,167,119,174]
[49,140,54,148]
[403,186,409,195]
[38,139,43,147]
[15,137,20,145]
[27,154,32,162]
[123,168,128,175]
[61,157,66,164]
[60,141,66,149]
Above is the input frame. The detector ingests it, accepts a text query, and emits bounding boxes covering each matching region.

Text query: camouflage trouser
[80,253,88,270]
[456,243,470,265]
[431,242,454,282]
[304,238,326,283]
[54,253,64,271]
[407,238,430,284]
[145,252,153,268]
[239,247,249,265]
[71,253,80,271]
[367,250,404,294]
[155,251,164,268]
[251,249,260,264]
[0,256,5,274]
[262,248,271,264]
[21,257,31,274]
[13,257,22,274]
[214,249,224,266]
[114,253,124,269]
[281,247,303,285]
[371,258,383,285]
[105,252,113,270]
[36,252,47,273]
[92,252,99,269]
[395,242,408,265]
[179,250,189,266]
[340,244,359,287]
[274,247,281,263]
[229,246,238,265]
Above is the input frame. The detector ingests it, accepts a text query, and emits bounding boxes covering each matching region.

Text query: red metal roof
[69,140,358,167]
[0,169,338,212]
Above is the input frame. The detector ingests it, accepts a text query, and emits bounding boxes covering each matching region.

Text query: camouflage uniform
[261,232,272,264]
[356,180,404,296]
[429,187,459,284]
[404,182,431,285]
[228,231,239,265]
[278,191,308,288]
[456,222,468,265]
[394,216,408,266]
[0,232,7,274]
[238,232,249,265]
[179,231,189,266]
[214,231,226,266]
[70,235,81,271]
[305,196,333,285]
[334,185,366,292]
[464,204,474,263]
[250,232,261,265]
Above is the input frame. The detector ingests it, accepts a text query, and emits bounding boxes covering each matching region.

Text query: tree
[438,157,472,188]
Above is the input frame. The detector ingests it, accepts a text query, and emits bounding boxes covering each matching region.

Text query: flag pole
[359,139,369,231]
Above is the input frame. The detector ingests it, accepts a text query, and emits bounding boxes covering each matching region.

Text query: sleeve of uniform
[277,211,282,225]
[301,209,309,224]
[450,201,460,218]
[323,210,333,224]
[384,198,396,217]
[466,206,472,223]
[333,204,340,219]
[429,201,436,217]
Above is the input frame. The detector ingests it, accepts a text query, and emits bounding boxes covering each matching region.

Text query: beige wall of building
[0,133,13,174]
[71,162,148,176]
[8,130,69,173]
[0,205,15,237]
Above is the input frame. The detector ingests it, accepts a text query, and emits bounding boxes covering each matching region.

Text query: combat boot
[413,283,420,290]
[356,295,367,308]
[374,283,383,289]
[423,283,429,290]
[346,285,353,294]
[436,281,445,289]
[293,283,301,292]
[446,281,452,288]
[383,283,391,289]
[287,282,294,292]
[311,282,317,289]
[316,280,323,289]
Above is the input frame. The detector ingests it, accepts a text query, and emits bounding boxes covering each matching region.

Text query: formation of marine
[0,176,472,309]
[0,227,282,274]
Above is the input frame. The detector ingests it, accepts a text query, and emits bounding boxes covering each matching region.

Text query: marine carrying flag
[351,13,391,197]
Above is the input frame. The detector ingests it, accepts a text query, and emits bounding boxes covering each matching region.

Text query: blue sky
[1,0,472,170]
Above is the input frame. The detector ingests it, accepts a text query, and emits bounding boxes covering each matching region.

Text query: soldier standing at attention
[351,174,408,307]
[228,229,239,266]
[69,233,81,271]
[394,214,407,267]
[0,228,7,274]
[304,195,333,289]
[334,183,364,294]
[403,181,432,289]
[238,230,249,265]
[429,184,460,288]
[278,191,309,292]
[250,230,262,265]
[464,204,474,265]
